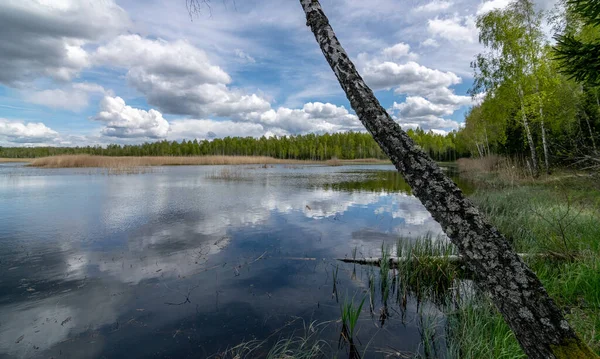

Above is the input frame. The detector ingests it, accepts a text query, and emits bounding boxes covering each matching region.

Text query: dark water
[0,164,462,358]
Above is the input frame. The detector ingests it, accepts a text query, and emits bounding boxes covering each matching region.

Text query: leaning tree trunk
[299,1,596,358]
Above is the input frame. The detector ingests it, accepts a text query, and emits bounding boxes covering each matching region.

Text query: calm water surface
[0,164,462,358]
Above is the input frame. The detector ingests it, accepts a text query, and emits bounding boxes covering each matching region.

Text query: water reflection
[0,164,463,358]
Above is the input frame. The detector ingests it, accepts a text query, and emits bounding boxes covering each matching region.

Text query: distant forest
[0,129,464,162]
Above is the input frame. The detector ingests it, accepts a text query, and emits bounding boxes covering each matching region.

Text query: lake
[0,163,465,358]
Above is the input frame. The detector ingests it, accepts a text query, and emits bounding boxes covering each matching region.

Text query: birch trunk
[583,111,597,152]
[539,105,550,174]
[518,85,540,177]
[299,1,595,357]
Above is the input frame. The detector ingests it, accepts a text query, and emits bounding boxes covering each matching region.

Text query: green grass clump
[340,294,366,345]
[395,235,462,305]
[445,298,526,359]
[213,320,329,359]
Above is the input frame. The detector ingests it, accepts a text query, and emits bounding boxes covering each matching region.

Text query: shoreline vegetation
[0,155,391,168]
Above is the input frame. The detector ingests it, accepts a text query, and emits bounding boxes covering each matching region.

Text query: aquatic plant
[339,294,366,346]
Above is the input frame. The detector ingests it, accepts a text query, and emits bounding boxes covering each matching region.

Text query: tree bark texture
[299,1,596,357]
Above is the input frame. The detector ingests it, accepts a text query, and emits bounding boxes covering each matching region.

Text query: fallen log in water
[338,253,548,267]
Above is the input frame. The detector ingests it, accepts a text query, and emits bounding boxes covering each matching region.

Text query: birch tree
[186,0,597,357]
[472,7,541,176]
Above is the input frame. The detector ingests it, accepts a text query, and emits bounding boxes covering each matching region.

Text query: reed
[0,158,33,163]
[29,155,318,168]
[28,155,390,168]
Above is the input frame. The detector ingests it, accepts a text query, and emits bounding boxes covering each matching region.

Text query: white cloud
[421,38,440,48]
[234,49,256,63]
[413,1,453,13]
[428,16,478,43]
[94,35,271,119]
[393,96,456,118]
[23,83,109,111]
[0,118,59,143]
[255,102,362,134]
[381,43,414,60]
[0,0,129,85]
[390,97,462,131]
[363,61,461,94]
[476,0,511,15]
[168,119,268,141]
[92,96,170,139]
[396,115,460,132]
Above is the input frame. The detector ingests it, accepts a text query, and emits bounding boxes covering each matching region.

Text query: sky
[0,0,559,147]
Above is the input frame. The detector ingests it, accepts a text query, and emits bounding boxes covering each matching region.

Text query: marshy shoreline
[0,155,391,168]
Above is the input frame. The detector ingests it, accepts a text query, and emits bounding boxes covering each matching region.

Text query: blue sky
[0,0,558,147]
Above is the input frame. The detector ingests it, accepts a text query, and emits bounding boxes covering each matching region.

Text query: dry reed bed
[27,155,390,168]
[28,155,321,168]
[457,155,537,185]
[0,158,34,163]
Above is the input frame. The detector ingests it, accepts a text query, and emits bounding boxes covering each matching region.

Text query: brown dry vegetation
[0,158,34,163]
[29,155,319,168]
[25,155,391,168]
[457,155,537,186]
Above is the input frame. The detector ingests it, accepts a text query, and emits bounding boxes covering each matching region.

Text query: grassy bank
[3,155,391,168]
[446,157,600,357]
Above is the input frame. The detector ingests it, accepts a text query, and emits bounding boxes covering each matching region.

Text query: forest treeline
[0,129,464,162]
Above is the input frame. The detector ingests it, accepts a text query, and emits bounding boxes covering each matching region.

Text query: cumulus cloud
[381,43,415,60]
[389,97,461,131]
[166,102,362,141]
[254,102,362,134]
[428,16,478,43]
[92,96,170,139]
[476,0,511,15]
[168,119,269,141]
[413,1,453,13]
[395,115,460,132]
[0,0,129,85]
[421,38,440,48]
[23,83,110,111]
[94,35,270,118]
[393,97,456,118]
[0,118,59,144]
[363,61,461,94]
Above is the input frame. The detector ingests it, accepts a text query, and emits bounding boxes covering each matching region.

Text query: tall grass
[445,298,526,359]
[29,155,315,168]
[457,155,536,187]
[446,180,600,355]
[213,320,330,359]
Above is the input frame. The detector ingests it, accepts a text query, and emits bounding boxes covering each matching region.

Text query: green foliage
[554,35,600,85]
[463,0,599,167]
[554,0,600,85]
[0,130,467,163]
